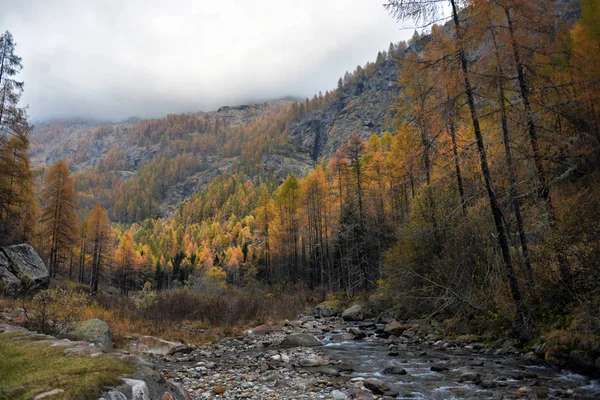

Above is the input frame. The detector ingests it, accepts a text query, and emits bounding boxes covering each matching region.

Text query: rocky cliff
[289,58,398,161]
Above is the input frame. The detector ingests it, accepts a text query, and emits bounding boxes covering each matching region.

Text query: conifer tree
[40,160,78,276]
[0,31,34,246]
[88,202,111,293]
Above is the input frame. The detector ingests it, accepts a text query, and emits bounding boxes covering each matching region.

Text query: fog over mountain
[2,0,412,121]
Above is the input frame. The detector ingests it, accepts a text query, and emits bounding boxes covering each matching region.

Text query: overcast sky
[2,0,411,122]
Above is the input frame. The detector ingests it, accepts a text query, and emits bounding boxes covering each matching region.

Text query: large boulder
[70,318,113,349]
[279,333,321,348]
[0,244,49,294]
[384,320,408,336]
[0,254,22,294]
[342,305,364,321]
[313,302,339,318]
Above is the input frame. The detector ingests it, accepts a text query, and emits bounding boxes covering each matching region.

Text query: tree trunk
[504,5,570,285]
[490,21,534,288]
[450,0,533,340]
[448,121,466,215]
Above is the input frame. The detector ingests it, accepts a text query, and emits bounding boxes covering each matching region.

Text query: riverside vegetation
[1,0,600,397]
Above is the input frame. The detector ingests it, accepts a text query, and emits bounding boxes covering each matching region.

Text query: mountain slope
[30,50,401,220]
[290,58,398,161]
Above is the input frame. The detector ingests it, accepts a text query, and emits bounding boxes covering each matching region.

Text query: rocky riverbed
[3,304,600,399]
[147,313,600,400]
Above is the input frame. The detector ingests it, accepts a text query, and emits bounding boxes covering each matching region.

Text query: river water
[319,328,600,399]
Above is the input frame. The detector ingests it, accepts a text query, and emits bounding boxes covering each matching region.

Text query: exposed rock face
[342,305,364,321]
[0,244,49,294]
[70,319,113,349]
[289,59,398,162]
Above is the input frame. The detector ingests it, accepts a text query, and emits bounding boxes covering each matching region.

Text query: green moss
[0,332,133,400]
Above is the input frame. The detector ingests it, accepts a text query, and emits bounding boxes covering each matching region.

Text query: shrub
[24,288,89,336]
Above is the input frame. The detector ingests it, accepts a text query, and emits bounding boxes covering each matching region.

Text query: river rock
[270,353,290,363]
[331,389,348,400]
[430,364,449,372]
[279,333,321,348]
[363,378,389,394]
[331,333,355,342]
[521,351,538,364]
[359,321,376,330]
[245,324,271,337]
[458,372,481,383]
[342,305,364,321]
[402,329,416,339]
[314,302,339,318]
[383,365,407,375]
[299,357,320,367]
[312,366,340,376]
[131,336,184,356]
[384,320,407,336]
[70,318,113,349]
[299,355,329,367]
[0,244,49,294]
[347,387,375,400]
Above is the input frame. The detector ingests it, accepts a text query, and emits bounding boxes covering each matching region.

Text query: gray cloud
[2,0,411,121]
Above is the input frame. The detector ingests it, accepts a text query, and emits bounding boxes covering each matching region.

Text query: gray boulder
[0,244,49,294]
[71,318,113,349]
[279,333,321,348]
[0,255,22,293]
[363,378,389,394]
[342,304,364,321]
[313,302,338,318]
[383,365,407,375]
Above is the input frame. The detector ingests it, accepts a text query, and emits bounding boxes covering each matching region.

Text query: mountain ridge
[30,48,402,221]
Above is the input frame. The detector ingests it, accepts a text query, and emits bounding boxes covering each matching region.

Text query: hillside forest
[1,0,600,346]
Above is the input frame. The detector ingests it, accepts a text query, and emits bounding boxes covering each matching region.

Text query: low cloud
[2,0,411,121]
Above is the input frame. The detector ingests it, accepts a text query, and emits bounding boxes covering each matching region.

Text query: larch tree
[276,174,302,283]
[40,160,78,277]
[115,230,135,296]
[88,202,112,293]
[0,31,34,246]
[386,0,534,340]
[476,0,534,287]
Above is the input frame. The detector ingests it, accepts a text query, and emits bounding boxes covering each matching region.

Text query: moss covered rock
[70,319,112,349]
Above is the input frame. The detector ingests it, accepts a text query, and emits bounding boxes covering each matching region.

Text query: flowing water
[320,328,600,399]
